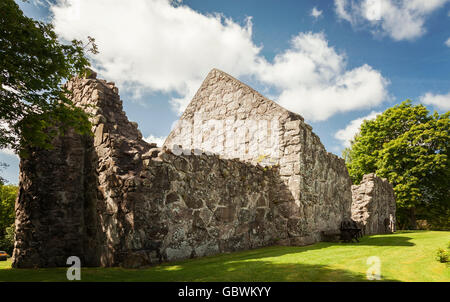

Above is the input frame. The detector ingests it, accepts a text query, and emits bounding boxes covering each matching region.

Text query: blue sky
[1,0,450,184]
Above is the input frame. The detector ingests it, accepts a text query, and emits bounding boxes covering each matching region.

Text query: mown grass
[0,231,448,282]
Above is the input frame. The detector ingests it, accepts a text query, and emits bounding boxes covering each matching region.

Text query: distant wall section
[351,173,396,235]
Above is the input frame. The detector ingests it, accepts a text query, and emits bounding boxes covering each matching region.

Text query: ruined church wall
[127,150,291,266]
[73,75,289,265]
[284,119,353,243]
[351,173,396,235]
[165,69,290,166]
[165,69,353,245]
[13,74,291,268]
[12,128,100,268]
[12,69,358,268]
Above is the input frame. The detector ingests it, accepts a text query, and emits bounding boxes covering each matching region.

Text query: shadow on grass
[0,233,417,282]
[148,259,400,282]
[342,234,415,247]
[395,230,423,234]
[0,259,400,282]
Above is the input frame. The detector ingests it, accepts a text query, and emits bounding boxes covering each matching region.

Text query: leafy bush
[0,184,17,255]
[435,248,449,263]
[0,223,15,255]
[0,185,16,233]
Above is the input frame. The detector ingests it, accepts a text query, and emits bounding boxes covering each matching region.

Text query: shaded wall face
[12,76,150,268]
[68,76,152,267]
[12,128,99,268]
[351,174,396,235]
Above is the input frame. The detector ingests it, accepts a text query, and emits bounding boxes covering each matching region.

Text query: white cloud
[420,92,450,111]
[335,111,381,148]
[51,0,390,121]
[144,134,166,147]
[335,0,354,23]
[445,37,450,47]
[334,0,449,41]
[311,7,323,18]
[51,0,262,114]
[256,33,389,121]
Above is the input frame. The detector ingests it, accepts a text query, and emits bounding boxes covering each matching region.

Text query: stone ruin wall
[351,173,396,235]
[165,69,353,245]
[13,72,292,268]
[13,127,99,268]
[12,69,395,268]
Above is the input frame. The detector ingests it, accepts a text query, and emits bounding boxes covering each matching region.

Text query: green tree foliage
[345,101,449,230]
[0,223,14,255]
[0,184,17,235]
[0,0,97,156]
[0,184,17,254]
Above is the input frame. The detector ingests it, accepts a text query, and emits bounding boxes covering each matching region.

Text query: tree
[0,184,17,254]
[0,184,17,237]
[345,101,449,230]
[0,0,97,156]
[0,223,15,255]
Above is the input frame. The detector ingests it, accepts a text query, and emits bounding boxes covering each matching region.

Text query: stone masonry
[12,69,395,268]
[13,128,99,267]
[351,173,396,235]
[165,69,353,245]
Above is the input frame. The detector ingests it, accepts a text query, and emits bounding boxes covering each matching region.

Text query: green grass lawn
[0,231,448,282]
